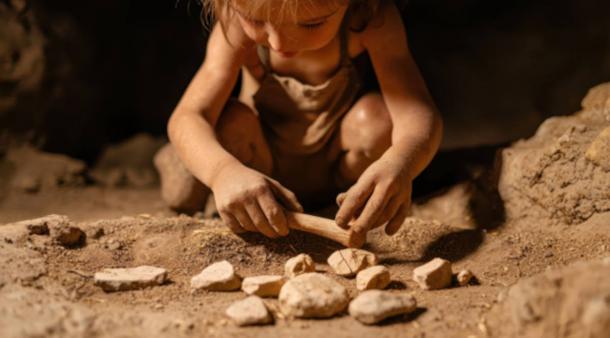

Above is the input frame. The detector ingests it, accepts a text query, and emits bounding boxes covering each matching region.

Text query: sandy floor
[0,182,608,338]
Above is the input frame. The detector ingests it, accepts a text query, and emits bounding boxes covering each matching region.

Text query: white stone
[190,260,241,291]
[225,296,273,326]
[94,266,167,292]
[327,248,378,277]
[279,273,349,318]
[241,275,285,297]
[284,254,315,278]
[356,265,391,291]
[412,258,452,290]
[349,290,417,325]
[457,269,474,286]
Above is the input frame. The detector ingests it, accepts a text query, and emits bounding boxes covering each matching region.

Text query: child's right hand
[210,161,304,238]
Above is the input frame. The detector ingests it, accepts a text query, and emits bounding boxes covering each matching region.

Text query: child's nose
[266,27,287,52]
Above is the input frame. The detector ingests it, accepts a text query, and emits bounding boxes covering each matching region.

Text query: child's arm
[168,22,300,238]
[335,1,443,235]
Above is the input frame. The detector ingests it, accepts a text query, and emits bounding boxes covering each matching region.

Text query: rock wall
[498,83,610,225]
[0,0,205,161]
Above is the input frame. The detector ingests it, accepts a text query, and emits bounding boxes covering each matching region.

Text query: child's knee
[216,99,273,174]
[217,100,258,134]
[342,93,392,157]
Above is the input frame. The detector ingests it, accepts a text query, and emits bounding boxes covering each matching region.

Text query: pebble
[94,266,167,292]
[242,275,285,297]
[327,248,378,277]
[50,222,85,248]
[348,290,417,325]
[190,260,241,291]
[104,239,122,250]
[225,296,273,326]
[413,258,453,290]
[86,226,105,239]
[284,254,315,278]
[279,273,349,318]
[356,265,391,291]
[457,269,474,286]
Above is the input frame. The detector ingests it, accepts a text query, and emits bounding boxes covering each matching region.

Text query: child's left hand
[335,149,413,236]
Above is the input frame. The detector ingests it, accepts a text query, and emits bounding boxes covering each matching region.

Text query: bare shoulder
[204,17,256,70]
[359,1,407,53]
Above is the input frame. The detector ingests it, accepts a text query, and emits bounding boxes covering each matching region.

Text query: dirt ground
[1,84,609,338]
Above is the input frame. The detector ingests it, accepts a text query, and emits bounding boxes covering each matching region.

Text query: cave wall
[0,0,206,161]
[1,0,609,160]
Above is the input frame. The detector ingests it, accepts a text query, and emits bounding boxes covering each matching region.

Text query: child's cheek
[306,27,339,51]
[239,21,266,44]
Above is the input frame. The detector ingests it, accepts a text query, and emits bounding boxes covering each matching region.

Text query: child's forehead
[230,0,345,22]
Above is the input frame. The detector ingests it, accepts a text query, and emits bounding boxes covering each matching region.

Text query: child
[158,0,443,239]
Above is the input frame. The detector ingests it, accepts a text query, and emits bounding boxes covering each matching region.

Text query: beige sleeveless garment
[252,19,362,155]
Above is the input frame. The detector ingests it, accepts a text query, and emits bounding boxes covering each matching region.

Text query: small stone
[327,248,378,277]
[225,296,273,326]
[348,290,417,325]
[50,222,85,247]
[586,126,610,171]
[94,266,167,292]
[279,273,349,318]
[86,226,105,239]
[356,265,391,291]
[413,258,452,290]
[457,269,474,286]
[190,260,241,291]
[26,221,49,235]
[284,254,315,278]
[104,239,122,250]
[242,275,285,297]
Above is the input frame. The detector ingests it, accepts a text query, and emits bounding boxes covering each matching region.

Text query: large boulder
[498,83,610,225]
[486,258,610,338]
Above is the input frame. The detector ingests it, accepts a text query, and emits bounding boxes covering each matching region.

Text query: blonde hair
[196,0,390,32]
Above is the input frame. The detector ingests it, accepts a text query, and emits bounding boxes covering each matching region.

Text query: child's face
[230,0,348,57]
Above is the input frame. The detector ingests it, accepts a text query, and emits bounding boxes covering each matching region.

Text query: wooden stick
[286,212,366,248]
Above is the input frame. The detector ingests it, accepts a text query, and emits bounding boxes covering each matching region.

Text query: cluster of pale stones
[25,215,473,324]
[187,249,474,326]
[92,248,474,326]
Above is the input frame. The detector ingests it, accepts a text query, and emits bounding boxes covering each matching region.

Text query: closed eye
[299,21,325,30]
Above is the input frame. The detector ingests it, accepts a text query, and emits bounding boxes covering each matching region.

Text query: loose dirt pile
[1,83,610,337]
[499,83,610,225]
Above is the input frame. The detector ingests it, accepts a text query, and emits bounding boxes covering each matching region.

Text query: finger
[336,192,347,207]
[385,205,409,236]
[376,194,402,227]
[269,180,304,212]
[258,191,289,236]
[335,182,374,229]
[232,207,258,232]
[245,201,280,238]
[351,186,390,234]
[218,210,246,234]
